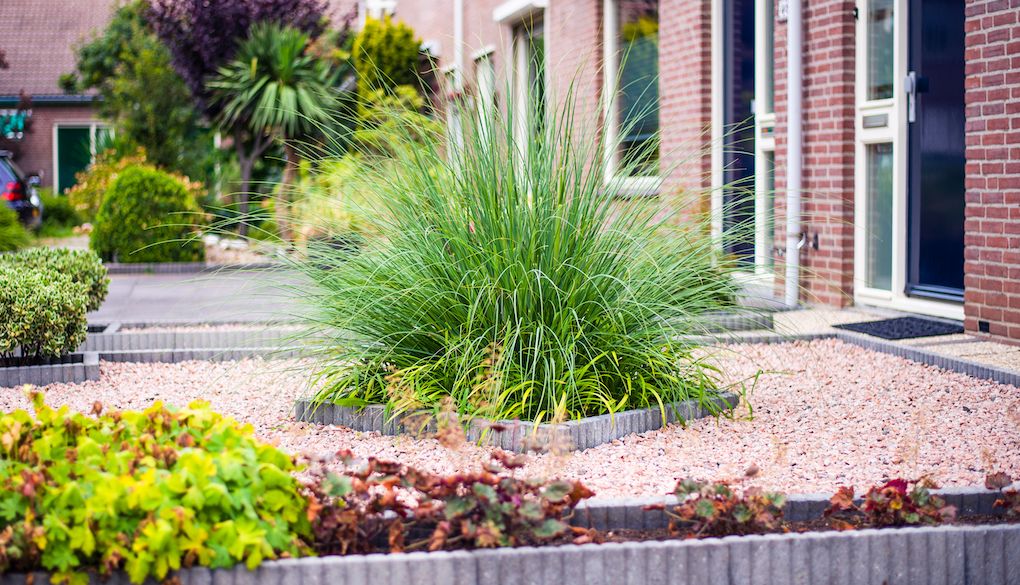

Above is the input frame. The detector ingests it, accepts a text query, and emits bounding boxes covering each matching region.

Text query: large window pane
[866,143,894,290]
[616,0,659,177]
[867,0,894,100]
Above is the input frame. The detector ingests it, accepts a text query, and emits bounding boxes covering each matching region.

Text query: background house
[0,0,117,193]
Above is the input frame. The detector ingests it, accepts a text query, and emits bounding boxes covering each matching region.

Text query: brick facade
[963,0,1020,342]
[2,104,102,191]
[772,1,857,307]
[397,0,1017,340]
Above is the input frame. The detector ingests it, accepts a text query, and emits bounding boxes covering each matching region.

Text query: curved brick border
[0,353,99,387]
[2,488,1014,585]
[295,393,739,452]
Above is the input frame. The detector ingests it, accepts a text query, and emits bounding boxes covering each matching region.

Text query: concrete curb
[103,262,280,274]
[295,393,739,452]
[4,520,1016,585]
[98,347,302,364]
[0,352,99,387]
[80,329,296,352]
[569,487,1007,530]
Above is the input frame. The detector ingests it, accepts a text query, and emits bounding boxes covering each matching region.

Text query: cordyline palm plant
[208,22,342,238]
[293,83,745,424]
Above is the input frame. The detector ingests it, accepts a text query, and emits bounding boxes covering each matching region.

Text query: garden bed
[11,338,1019,496]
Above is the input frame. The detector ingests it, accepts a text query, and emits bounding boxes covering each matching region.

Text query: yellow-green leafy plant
[0,392,311,584]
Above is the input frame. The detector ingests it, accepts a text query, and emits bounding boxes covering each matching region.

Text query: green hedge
[0,248,109,312]
[0,205,30,252]
[0,265,87,358]
[0,393,311,584]
[39,190,83,228]
[90,164,205,263]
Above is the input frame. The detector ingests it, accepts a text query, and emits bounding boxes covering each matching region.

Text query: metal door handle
[905,71,917,123]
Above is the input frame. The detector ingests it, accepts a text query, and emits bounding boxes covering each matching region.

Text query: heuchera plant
[987,472,1019,517]
[648,479,786,537]
[825,479,956,528]
[0,392,311,585]
[306,449,594,554]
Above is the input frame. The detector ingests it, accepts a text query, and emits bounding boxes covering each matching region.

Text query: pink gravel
[2,339,1018,498]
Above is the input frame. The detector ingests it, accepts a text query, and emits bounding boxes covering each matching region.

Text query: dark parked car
[0,150,42,229]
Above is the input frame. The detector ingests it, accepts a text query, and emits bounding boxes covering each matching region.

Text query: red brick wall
[772,0,856,306]
[963,0,1020,341]
[659,0,713,205]
[3,104,101,191]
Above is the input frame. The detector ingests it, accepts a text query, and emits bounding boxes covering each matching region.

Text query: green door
[56,127,92,193]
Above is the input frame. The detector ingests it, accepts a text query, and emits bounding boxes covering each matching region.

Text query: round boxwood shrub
[0,265,87,358]
[0,392,311,583]
[0,205,31,252]
[0,248,109,311]
[90,165,205,263]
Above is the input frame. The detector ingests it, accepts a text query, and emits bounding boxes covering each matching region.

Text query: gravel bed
[3,339,1018,498]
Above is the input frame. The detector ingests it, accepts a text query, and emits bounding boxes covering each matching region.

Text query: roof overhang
[0,94,98,106]
[492,0,547,24]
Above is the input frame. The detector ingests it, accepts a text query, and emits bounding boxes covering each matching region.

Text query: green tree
[351,16,422,121]
[208,23,341,239]
[63,1,215,182]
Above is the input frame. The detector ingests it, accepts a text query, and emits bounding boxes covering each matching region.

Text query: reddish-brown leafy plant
[648,479,786,537]
[825,479,956,529]
[305,449,594,555]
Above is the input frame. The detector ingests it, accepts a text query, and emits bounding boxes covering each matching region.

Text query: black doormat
[833,316,964,340]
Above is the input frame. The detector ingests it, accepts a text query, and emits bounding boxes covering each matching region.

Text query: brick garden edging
[0,352,99,387]
[295,393,739,452]
[80,328,295,352]
[3,487,1014,585]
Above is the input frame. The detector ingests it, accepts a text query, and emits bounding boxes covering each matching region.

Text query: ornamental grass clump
[0,392,311,584]
[296,89,744,423]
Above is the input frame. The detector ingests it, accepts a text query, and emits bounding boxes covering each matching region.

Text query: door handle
[905,71,917,123]
[905,71,930,123]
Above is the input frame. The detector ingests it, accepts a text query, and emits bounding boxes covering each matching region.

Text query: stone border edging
[0,353,99,387]
[97,347,302,364]
[6,521,1015,585]
[103,262,279,275]
[80,329,296,352]
[294,393,738,452]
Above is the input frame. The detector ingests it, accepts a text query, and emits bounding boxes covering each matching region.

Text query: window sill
[602,176,661,198]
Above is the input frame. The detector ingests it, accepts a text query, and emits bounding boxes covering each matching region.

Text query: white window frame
[52,121,110,194]
[601,0,660,196]
[473,47,497,141]
[752,0,777,277]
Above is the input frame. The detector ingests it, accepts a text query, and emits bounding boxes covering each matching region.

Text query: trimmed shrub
[91,164,205,263]
[39,190,82,228]
[0,205,30,252]
[0,248,109,312]
[351,15,422,120]
[66,149,147,220]
[0,392,311,584]
[0,265,88,358]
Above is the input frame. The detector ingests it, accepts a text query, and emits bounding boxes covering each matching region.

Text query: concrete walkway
[88,270,302,324]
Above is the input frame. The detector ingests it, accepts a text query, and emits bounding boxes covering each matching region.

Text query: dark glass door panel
[722,0,755,266]
[906,0,965,301]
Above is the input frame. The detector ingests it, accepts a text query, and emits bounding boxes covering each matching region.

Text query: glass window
[614,0,659,177]
[865,143,894,290]
[867,0,895,100]
[763,150,775,269]
[474,54,496,121]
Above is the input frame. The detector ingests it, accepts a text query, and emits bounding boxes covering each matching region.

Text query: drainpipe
[453,0,465,83]
[784,0,803,307]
